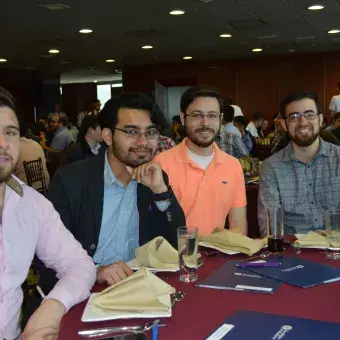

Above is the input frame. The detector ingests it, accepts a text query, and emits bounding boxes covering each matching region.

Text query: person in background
[172,115,182,143]
[77,102,91,127]
[0,86,96,340]
[329,81,340,120]
[230,104,244,117]
[330,112,340,141]
[246,112,264,138]
[30,122,48,145]
[88,99,101,116]
[233,116,254,151]
[258,119,269,138]
[258,91,340,236]
[157,134,176,154]
[47,113,75,152]
[155,85,247,236]
[15,118,50,189]
[67,118,79,142]
[325,112,340,132]
[220,105,252,158]
[270,113,289,155]
[68,115,103,163]
[43,93,185,288]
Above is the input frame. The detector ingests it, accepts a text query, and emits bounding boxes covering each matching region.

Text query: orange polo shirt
[154,139,247,236]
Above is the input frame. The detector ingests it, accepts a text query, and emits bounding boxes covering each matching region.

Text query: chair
[23,158,47,195]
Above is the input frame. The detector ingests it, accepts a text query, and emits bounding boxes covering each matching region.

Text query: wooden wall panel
[123,52,340,123]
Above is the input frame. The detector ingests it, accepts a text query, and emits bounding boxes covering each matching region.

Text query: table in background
[59,248,340,340]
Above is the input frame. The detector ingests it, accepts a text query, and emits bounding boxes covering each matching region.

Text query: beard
[287,124,319,147]
[111,142,156,168]
[185,126,219,148]
[0,157,15,184]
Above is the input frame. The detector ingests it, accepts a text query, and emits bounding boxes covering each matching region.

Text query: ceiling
[1,0,340,83]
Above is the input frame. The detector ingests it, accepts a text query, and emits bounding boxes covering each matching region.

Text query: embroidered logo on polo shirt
[222,180,228,184]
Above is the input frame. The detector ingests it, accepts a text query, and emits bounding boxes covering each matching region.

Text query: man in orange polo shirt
[155,85,247,236]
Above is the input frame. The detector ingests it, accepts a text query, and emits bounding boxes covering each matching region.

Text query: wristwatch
[153,185,173,201]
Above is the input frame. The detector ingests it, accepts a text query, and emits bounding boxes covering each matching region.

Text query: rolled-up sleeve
[35,204,96,312]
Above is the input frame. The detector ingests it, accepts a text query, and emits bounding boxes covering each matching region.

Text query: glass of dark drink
[266,208,284,253]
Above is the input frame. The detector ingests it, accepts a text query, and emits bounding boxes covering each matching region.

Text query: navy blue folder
[196,260,281,294]
[244,256,340,288]
[206,311,340,340]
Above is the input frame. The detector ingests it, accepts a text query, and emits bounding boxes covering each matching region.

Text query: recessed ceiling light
[289,49,295,52]
[49,49,60,54]
[106,59,115,63]
[252,48,262,52]
[183,56,192,60]
[94,80,98,83]
[112,83,123,88]
[219,33,232,38]
[169,9,185,15]
[328,29,340,34]
[142,45,153,49]
[79,28,93,34]
[0,58,7,62]
[308,5,324,10]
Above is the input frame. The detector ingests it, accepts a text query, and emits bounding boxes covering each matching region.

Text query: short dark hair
[93,98,100,104]
[58,112,68,126]
[31,122,47,136]
[180,85,224,114]
[333,112,340,121]
[253,112,264,121]
[172,115,181,124]
[337,81,340,89]
[78,115,99,141]
[99,92,167,131]
[233,116,248,128]
[280,91,322,119]
[0,87,16,111]
[223,105,235,123]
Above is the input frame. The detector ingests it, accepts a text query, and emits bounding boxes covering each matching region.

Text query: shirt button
[315,218,318,221]
[309,184,312,187]
[311,202,314,205]
[307,165,310,168]
[90,244,96,250]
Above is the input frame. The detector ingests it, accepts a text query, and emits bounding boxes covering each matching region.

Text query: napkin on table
[91,267,175,311]
[199,229,266,256]
[294,231,326,248]
[134,236,178,270]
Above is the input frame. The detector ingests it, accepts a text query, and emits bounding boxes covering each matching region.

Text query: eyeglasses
[115,128,160,139]
[287,112,319,122]
[185,113,222,121]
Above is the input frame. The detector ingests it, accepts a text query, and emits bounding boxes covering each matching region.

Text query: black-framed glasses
[114,127,160,139]
[287,112,319,122]
[185,113,222,121]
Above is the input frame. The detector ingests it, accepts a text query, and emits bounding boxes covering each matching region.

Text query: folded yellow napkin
[91,267,175,311]
[134,237,178,270]
[294,231,326,248]
[199,229,266,256]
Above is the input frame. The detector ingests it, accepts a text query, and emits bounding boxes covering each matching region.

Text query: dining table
[59,246,340,340]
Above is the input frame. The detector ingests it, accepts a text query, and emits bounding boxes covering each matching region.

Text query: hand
[22,299,65,340]
[97,261,133,285]
[126,162,167,194]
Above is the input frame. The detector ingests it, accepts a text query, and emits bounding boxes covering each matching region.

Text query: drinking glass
[325,210,340,260]
[266,208,284,253]
[177,226,198,282]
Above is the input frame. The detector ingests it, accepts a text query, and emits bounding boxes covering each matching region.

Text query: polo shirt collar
[174,138,226,165]
[6,175,24,197]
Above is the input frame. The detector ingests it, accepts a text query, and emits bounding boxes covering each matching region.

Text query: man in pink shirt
[0,87,96,340]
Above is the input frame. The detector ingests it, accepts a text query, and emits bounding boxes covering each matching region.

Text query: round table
[59,248,340,339]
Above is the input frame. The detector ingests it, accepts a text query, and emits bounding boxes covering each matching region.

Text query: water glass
[177,226,198,282]
[325,210,340,260]
[266,208,284,253]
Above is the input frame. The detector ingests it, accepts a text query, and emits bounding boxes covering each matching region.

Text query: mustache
[195,127,215,133]
[128,147,153,153]
[0,153,12,159]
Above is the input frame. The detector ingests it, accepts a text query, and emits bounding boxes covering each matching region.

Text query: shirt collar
[56,126,67,134]
[6,175,24,197]
[103,151,128,188]
[174,138,226,165]
[282,137,331,162]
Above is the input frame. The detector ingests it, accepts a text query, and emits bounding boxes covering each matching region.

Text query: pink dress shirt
[0,176,96,340]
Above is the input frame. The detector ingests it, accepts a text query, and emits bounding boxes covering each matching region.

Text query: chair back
[23,157,47,195]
